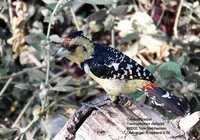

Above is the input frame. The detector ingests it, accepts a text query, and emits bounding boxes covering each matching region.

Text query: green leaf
[110,5,128,16]
[186,73,200,88]
[0,127,17,139]
[41,8,51,17]
[32,44,42,51]
[14,84,31,90]
[146,64,157,73]
[128,90,144,99]
[27,69,46,81]
[25,33,46,51]
[55,76,73,86]
[44,15,56,24]
[120,32,139,44]
[87,10,107,23]
[159,62,182,79]
[78,0,118,5]
[0,58,9,75]
[0,67,9,75]
[103,15,115,31]
[41,8,56,24]
[50,86,76,92]
[42,0,57,4]
[48,3,57,10]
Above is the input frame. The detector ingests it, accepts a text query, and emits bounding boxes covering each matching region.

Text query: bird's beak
[54,47,69,58]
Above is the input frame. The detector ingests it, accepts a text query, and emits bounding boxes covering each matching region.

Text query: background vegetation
[0,0,200,139]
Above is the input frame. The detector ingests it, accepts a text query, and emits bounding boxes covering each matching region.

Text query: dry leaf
[7,1,29,54]
[158,44,170,59]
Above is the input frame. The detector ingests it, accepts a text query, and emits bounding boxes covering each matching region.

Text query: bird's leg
[109,94,118,103]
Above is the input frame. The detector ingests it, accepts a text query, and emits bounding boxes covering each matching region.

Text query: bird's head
[54,31,94,64]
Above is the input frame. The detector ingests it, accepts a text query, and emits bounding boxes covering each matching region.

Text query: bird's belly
[88,72,140,95]
[95,78,131,94]
[84,64,147,96]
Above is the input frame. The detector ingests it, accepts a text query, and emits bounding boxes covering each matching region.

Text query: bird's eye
[68,45,87,53]
[82,46,87,52]
[68,45,78,53]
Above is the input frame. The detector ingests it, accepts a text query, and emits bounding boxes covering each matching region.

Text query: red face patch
[62,37,72,48]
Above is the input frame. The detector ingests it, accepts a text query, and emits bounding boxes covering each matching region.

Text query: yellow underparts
[86,66,150,101]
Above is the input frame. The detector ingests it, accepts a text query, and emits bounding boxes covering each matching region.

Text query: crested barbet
[54,31,189,116]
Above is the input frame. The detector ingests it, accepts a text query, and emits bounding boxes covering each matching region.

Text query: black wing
[81,43,155,83]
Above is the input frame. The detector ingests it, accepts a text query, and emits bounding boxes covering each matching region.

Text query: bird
[54,31,190,116]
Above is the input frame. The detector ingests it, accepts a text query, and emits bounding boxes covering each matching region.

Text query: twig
[70,7,80,30]
[148,0,155,11]
[19,117,40,138]
[111,5,116,48]
[156,5,165,27]
[0,0,6,14]
[49,69,67,83]
[12,94,36,128]
[46,24,52,42]
[0,81,22,85]
[45,0,64,86]
[28,53,43,67]
[111,29,115,48]
[138,0,145,12]
[173,0,184,39]
[45,42,50,86]
[0,66,44,80]
[137,53,151,66]
[46,0,63,39]
[92,4,99,12]
[8,0,13,33]
[0,77,13,97]
[43,0,63,114]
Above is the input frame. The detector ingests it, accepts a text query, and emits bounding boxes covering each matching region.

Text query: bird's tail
[141,83,190,116]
